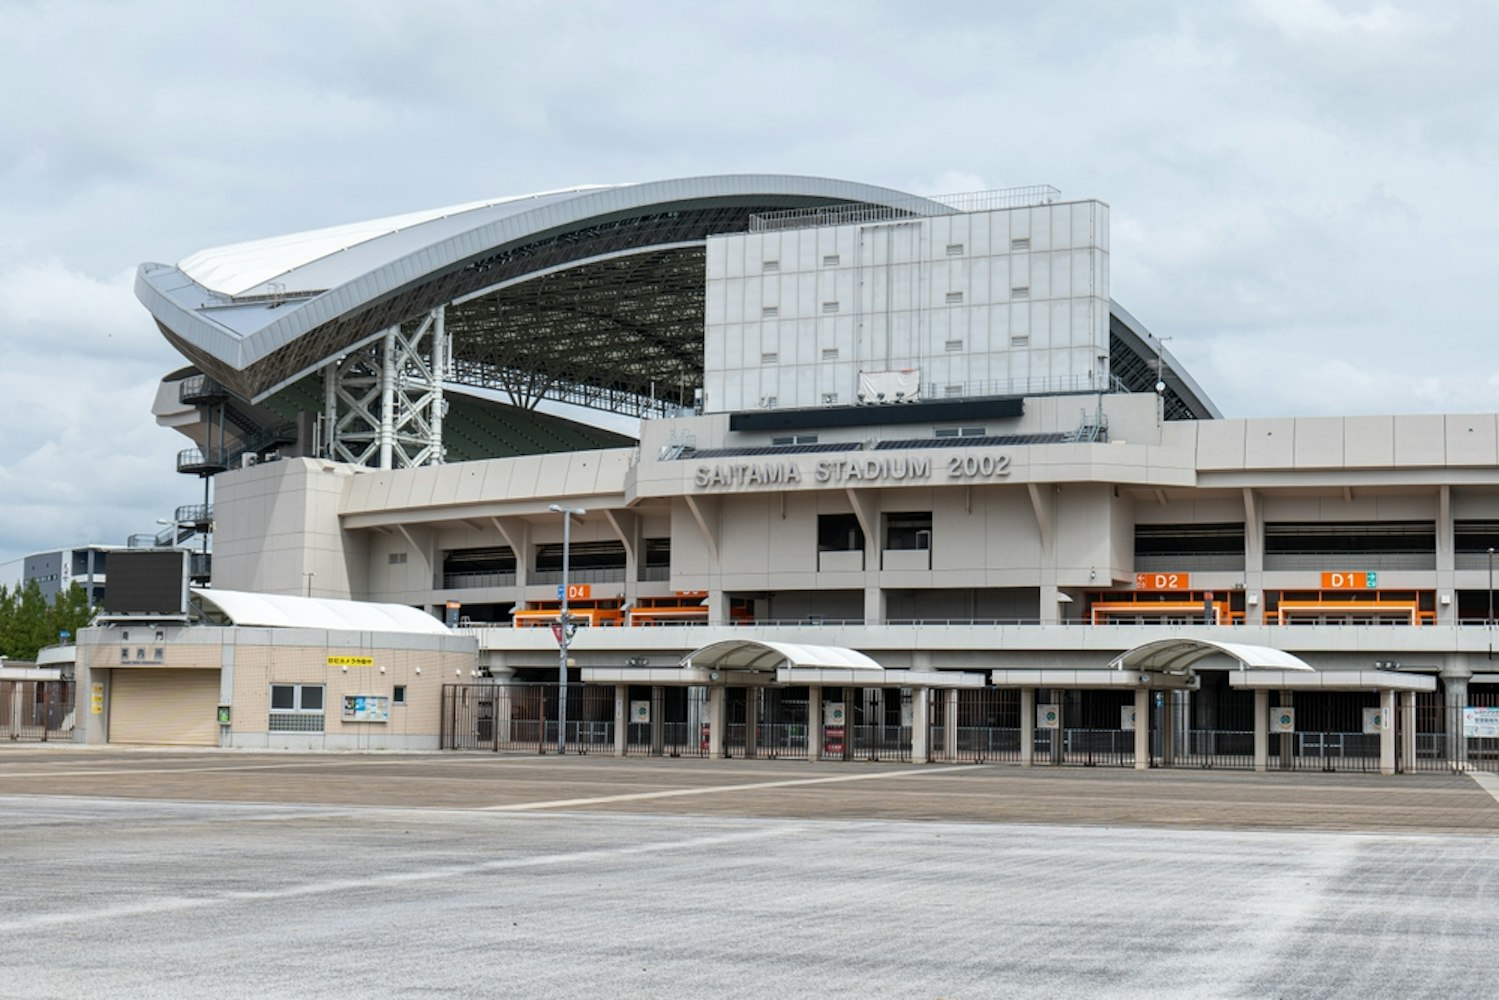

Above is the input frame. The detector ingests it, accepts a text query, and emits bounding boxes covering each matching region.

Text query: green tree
[0,581,96,661]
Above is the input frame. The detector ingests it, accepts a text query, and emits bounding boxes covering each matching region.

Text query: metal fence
[1,680,75,742]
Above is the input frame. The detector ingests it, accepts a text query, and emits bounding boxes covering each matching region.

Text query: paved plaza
[2,748,1498,998]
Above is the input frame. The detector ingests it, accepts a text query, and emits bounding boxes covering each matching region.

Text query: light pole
[1488,547,1494,627]
[548,503,586,753]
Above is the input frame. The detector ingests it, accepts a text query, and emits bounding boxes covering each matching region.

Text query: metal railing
[0,680,74,742]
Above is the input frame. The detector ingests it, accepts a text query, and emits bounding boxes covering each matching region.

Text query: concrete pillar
[614,684,627,758]
[649,685,664,756]
[1445,676,1469,767]
[944,688,959,761]
[808,685,824,760]
[1020,688,1036,767]
[864,586,884,626]
[743,687,758,759]
[911,687,930,763]
[1279,691,1294,770]
[1379,688,1397,776]
[1399,689,1417,773]
[1160,690,1176,768]
[1133,687,1150,771]
[1253,688,1269,773]
[708,686,726,759]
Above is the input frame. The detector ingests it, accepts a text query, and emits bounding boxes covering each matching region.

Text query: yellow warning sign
[326,655,375,668]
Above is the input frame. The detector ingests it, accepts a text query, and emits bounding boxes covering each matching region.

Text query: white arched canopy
[681,639,884,673]
[1110,638,1314,674]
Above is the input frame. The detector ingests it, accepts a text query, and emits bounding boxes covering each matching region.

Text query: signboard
[1463,706,1499,738]
[1320,571,1377,589]
[327,655,374,668]
[1120,706,1137,731]
[550,622,565,646]
[1037,704,1060,730]
[90,682,104,715]
[1271,708,1296,734]
[1135,573,1190,591]
[556,583,592,601]
[444,600,461,628]
[630,700,650,724]
[342,694,390,723]
[1361,707,1389,733]
[217,705,232,726]
[824,726,845,755]
[824,702,846,726]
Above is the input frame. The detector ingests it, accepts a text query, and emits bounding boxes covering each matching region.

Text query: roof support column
[1253,688,1269,772]
[808,686,824,760]
[707,685,726,760]
[1379,688,1397,776]
[1020,688,1035,767]
[944,688,959,762]
[1133,687,1150,771]
[379,327,397,469]
[1399,690,1417,774]
[910,687,930,764]
[614,684,628,758]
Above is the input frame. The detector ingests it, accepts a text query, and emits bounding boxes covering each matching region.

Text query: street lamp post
[1488,547,1494,627]
[548,503,586,753]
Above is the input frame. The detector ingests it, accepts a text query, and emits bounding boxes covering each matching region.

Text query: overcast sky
[3,0,1498,578]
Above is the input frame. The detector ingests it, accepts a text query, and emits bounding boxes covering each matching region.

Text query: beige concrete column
[911,687,930,763]
[808,686,823,760]
[944,688,959,761]
[708,686,726,759]
[1160,690,1176,768]
[1020,688,1036,766]
[1253,688,1269,773]
[1379,688,1397,776]
[1400,690,1417,773]
[613,684,628,757]
[1133,687,1150,771]
[649,685,664,756]
[743,687,758,759]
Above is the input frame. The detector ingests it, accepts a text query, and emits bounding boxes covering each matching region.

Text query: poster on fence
[1270,708,1296,734]
[630,700,650,724]
[1362,708,1389,733]
[1120,706,1137,731]
[1463,706,1499,738]
[1037,704,1060,730]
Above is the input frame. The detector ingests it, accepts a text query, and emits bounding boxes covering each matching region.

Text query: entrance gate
[0,680,74,742]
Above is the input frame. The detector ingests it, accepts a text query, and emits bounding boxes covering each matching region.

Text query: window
[393,685,407,706]
[821,348,839,361]
[944,385,963,398]
[269,684,325,732]
[935,427,986,438]
[772,434,818,445]
[945,243,964,256]
[1011,286,1030,299]
[762,306,779,319]
[762,260,779,273]
[822,301,840,314]
[1011,237,1030,251]
[817,513,865,552]
[823,254,840,267]
[1010,335,1030,347]
[761,352,778,364]
[945,291,964,305]
[944,339,964,352]
[388,552,407,565]
[886,512,933,550]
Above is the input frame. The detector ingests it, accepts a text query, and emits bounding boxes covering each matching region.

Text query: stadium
[73,173,1499,771]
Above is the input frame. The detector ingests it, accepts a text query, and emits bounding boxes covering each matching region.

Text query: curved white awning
[192,588,451,635]
[681,639,883,673]
[1110,638,1314,673]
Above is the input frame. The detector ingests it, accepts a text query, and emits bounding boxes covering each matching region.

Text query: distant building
[22,546,116,604]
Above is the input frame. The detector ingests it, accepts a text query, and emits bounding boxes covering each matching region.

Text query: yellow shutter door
[109,669,221,746]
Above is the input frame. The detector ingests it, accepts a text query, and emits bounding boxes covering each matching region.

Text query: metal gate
[1406,687,1499,773]
[930,688,1020,762]
[818,686,911,762]
[0,680,74,742]
[442,682,616,753]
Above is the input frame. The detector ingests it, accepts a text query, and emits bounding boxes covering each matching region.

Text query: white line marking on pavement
[0,825,805,933]
[482,764,979,811]
[1468,770,1499,806]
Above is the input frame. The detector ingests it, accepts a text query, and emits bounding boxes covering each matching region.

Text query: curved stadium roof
[137,174,1218,420]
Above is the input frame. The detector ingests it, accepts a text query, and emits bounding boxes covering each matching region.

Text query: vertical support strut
[324,308,448,469]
